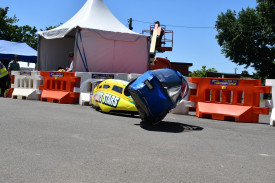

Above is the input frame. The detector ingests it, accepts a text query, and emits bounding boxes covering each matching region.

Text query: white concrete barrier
[171,77,197,115]
[265,79,275,126]
[75,72,141,105]
[11,71,43,100]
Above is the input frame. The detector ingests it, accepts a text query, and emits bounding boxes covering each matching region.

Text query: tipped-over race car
[125,68,189,125]
[91,79,138,114]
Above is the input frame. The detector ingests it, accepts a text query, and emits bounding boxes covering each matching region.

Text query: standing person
[8,55,20,75]
[66,52,74,72]
[0,61,9,97]
[154,21,164,48]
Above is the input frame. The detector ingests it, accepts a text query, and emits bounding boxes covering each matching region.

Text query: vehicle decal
[95,92,104,102]
[128,100,135,104]
[102,93,120,108]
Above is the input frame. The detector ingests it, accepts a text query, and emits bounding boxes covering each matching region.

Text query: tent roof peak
[38,0,141,39]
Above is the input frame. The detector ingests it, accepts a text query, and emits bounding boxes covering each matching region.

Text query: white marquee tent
[37,0,149,73]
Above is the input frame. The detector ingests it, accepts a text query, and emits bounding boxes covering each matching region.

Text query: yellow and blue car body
[91,79,138,113]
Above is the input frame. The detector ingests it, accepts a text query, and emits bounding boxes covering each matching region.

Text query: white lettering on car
[102,93,120,108]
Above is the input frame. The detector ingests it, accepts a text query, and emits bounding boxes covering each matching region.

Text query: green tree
[0,7,38,49]
[215,0,275,79]
[0,7,18,39]
[1,7,63,50]
[40,24,62,31]
[190,66,218,77]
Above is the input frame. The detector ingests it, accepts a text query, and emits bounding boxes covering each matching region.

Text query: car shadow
[102,111,140,119]
[97,110,204,133]
[136,121,204,133]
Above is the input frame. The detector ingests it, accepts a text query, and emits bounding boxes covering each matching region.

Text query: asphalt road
[0,98,274,183]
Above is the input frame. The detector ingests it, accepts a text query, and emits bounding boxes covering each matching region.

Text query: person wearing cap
[0,61,9,97]
[8,55,20,75]
[66,52,74,72]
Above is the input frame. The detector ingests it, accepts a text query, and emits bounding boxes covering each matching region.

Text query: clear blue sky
[0,0,258,74]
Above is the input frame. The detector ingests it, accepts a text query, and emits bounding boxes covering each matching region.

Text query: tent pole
[75,28,89,72]
[73,27,79,72]
[36,35,42,71]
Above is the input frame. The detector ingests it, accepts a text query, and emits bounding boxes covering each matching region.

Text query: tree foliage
[190,66,218,77]
[40,24,62,31]
[215,0,275,79]
[0,7,38,49]
[0,7,62,50]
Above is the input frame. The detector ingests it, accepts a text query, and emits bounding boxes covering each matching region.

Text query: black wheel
[131,112,135,117]
[91,104,101,111]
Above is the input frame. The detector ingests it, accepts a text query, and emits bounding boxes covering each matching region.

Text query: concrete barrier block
[265,79,275,126]
[75,72,141,105]
[11,71,42,100]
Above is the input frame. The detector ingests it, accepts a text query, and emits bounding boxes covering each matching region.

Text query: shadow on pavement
[136,121,204,133]
[103,111,140,119]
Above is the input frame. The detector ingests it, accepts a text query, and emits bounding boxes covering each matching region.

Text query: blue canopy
[0,40,37,63]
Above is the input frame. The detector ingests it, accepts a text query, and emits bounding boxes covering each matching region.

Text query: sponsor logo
[95,91,120,108]
[50,72,64,77]
[102,93,120,108]
[92,74,114,79]
[20,71,31,76]
[210,79,239,86]
[95,92,104,103]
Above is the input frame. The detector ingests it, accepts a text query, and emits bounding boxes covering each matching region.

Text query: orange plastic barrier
[6,75,15,98]
[11,74,15,84]
[189,86,197,111]
[39,72,80,104]
[5,88,14,98]
[189,78,271,123]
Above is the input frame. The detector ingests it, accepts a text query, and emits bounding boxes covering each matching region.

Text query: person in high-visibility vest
[0,61,9,97]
